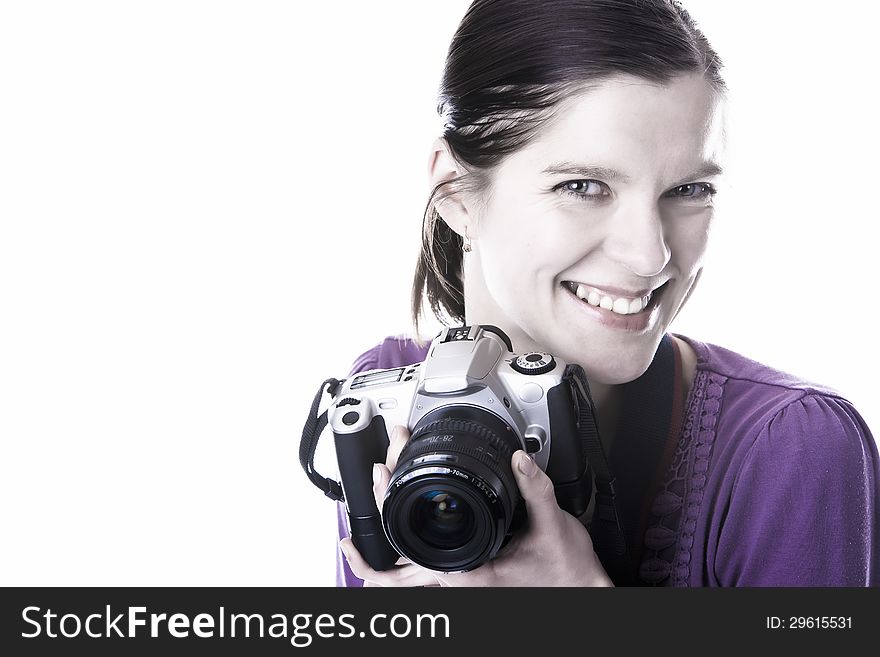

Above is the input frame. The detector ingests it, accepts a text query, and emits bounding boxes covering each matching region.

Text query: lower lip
[562,283,665,332]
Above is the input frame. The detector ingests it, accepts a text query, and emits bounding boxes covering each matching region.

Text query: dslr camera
[302,324,594,573]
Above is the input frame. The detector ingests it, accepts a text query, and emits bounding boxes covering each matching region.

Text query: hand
[340,426,614,587]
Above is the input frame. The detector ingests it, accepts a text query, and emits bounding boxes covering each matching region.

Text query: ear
[427,137,472,239]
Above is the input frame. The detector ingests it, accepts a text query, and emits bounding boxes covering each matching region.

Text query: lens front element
[413,490,476,549]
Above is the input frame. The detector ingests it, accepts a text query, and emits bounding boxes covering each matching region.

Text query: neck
[585,379,617,419]
[584,379,621,446]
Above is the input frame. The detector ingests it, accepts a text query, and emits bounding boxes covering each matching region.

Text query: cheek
[476,209,564,306]
[667,219,711,273]
[481,210,576,285]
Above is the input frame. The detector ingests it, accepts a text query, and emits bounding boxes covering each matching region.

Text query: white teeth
[612,298,630,314]
[571,282,656,315]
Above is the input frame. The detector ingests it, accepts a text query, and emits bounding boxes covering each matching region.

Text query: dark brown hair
[411,0,725,335]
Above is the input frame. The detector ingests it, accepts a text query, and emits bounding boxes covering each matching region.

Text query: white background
[1,1,877,586]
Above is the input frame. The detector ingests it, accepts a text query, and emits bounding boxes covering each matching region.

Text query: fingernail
[372,464,381,485]
[518,452,537,477]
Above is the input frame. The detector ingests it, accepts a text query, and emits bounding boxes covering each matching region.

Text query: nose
[601,201,671,277]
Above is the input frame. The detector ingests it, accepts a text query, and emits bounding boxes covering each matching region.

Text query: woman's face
[463,73,725,384]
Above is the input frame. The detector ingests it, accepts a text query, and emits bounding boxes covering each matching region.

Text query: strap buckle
[324,479,344,502]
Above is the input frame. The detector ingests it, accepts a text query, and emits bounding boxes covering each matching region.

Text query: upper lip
[564,280,668,298]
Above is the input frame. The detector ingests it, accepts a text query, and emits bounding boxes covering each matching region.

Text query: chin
[545,329,663,385]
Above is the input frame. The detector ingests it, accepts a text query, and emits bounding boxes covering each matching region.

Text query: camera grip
[334,416,400,571]
[546,382,592,517]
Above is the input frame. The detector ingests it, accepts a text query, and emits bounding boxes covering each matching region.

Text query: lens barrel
[382,406,522,572]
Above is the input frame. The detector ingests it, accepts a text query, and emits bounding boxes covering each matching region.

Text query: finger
[340,538,440,587]
[373,463,392,509]
[511,450,563,533]
[385,425,411,471]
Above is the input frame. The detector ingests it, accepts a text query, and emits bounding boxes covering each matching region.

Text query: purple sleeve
[715,394,879,586]
[347,344,381,379]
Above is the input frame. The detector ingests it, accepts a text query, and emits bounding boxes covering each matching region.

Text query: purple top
[336,333,879,587]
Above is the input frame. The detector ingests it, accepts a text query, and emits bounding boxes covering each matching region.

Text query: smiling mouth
[562,280,670,315]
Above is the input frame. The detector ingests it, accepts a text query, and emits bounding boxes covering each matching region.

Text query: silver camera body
[329,324,559,470]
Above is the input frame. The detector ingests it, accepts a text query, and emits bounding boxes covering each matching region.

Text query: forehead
[507,73,726,179]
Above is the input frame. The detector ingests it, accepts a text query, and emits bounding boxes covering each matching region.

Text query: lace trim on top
[637,369,727,586]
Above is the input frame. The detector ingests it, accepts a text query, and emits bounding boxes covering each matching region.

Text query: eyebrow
[672,162,725,186]
[541,161,724,185]
[542,162,632,183]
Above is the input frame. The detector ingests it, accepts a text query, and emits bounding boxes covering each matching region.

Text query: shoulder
[744,392,877,483]
[674,332,843,396]
[672,332,865,438]
[347,334,431,376]
[673,332,877,498]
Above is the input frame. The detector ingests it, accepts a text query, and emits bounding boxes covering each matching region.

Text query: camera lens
[382,406,523,572]
[411,490,475,549]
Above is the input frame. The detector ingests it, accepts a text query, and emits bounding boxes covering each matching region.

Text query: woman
[336,0,878,586]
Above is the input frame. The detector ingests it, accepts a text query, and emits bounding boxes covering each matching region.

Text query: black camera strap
[611,333,682,584]
[565,334,681,586]
[562,363,631,583]
[299,377,345,502]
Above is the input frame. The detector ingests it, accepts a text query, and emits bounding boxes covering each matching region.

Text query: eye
[665,183,717,201]
[555,179,610,201]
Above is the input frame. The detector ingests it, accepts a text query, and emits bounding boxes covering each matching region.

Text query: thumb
[511,450,562,532]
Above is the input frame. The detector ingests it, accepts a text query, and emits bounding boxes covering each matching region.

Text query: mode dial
[509,352,556,375]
